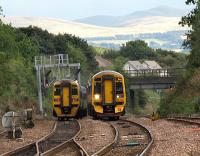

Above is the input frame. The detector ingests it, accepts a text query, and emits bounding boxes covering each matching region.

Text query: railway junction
[0,54,199,156]
[0,115,200,156]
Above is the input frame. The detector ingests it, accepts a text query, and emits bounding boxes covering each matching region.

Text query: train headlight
[94,94,100,100]
[116,94,124,98]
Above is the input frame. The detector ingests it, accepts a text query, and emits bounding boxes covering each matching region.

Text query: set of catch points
[0,70,200,155]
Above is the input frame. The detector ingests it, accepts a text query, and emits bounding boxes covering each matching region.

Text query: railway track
[2,143,38,156]
[0,122,57,156]
[93,119,153,156]
[0,130,7,138]
[38,120,80,154]
[39,119,88,156]
[166,117,200,126]
[1,119,88,156]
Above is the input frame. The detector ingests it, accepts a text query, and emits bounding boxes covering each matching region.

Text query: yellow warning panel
[63,87,69,107]
[104,80,113,104]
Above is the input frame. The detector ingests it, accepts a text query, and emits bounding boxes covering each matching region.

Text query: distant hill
[75,6,189,27]
[1,16,186,38]
[87,30,188,52]
[0,6,189,52]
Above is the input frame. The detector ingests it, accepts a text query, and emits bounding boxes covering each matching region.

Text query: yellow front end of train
[52,79,85,119]
[87,71,126,119]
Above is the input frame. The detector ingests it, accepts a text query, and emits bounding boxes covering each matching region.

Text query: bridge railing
[124,68,185,78]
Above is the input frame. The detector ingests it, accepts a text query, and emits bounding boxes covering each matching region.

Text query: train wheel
[53,109,57,117]
[109,116,119,121]
[76,107,82,119]
[93,112,100,120]
[122,109,126,116]
[115,116,120,120]
[58,117,63,121]
[77,106,86,119]
[88,104,92,116]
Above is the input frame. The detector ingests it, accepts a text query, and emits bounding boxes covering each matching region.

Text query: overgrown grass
[158,69,200,116]
[126,89,160,116]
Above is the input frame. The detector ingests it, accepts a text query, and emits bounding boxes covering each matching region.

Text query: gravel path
[75,117,115,155]
[0,120,55,155]
[126,116,200,156]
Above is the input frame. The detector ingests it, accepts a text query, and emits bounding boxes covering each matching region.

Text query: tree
[180,0,200,68]
[120,40,155,60]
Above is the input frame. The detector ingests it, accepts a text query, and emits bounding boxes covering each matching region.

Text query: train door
[104,80,113,104]
[62,87,70,107]
[61,83,72,114]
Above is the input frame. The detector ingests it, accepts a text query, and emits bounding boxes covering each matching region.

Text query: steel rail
[40,119,89,156]
[91,122,118,156]
[120,119,153,156]
[0,121,57,156]
[1,142,37,156]
[92,119,153,156]
[166,118,200,126]
[0,130,6,137]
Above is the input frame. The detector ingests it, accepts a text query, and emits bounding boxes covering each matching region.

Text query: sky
[1,0,193,20]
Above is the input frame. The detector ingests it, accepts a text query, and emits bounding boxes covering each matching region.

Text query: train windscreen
[54,86,61,95]
[94,82,101,94]
[116,82,123,94]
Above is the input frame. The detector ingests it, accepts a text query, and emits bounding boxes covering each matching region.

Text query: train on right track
[87,70,126,120]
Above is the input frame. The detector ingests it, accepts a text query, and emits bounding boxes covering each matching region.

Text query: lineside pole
[35,54,80,116]
[36,66,43,115]
[78,63,81,84]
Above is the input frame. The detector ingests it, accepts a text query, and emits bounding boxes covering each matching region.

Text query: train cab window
[54,87,61,95]
[116,82,123,94]
[72,87,78,95]
[94,82,101,94]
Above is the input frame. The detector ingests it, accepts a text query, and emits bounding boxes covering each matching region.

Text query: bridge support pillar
[129,89,136,113]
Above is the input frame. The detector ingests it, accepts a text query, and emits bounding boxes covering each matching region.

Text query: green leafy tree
[112,56,127,72]
[180,0,200,68]
[120,40,156,60]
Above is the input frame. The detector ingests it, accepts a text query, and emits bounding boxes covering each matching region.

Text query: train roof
[92,70,123,79]
[53,79,79,86]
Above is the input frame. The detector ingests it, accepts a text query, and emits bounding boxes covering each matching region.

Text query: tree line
[0,19,98,114]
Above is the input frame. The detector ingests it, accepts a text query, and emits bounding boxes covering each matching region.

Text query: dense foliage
[0,21,97,114]
[103,40,187,72]
[158,0,200,116]
[101,40,187,115]
[0,22,39,114]
[180,0,200,69]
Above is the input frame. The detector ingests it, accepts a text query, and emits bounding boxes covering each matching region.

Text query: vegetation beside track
[158,0,200,116]
[0,8,98,115]
[1,0,200,116]
[100,0,200,116]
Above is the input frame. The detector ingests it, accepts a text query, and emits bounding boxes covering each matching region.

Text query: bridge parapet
[125,68,185,78]
[125,68,185,89]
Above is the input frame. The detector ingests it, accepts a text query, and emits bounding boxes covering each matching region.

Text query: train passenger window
[94,82,101,94]
[54,87,61,95]
[72,88,78,95]
[116,82,123,94]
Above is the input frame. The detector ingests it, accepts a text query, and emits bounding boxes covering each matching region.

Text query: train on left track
[52,79,87,120]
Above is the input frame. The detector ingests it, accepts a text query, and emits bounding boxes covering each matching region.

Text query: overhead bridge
[125,68,185,90]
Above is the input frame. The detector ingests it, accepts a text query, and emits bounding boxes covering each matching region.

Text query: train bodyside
[87,70,126,119]
[52,79,87,119]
